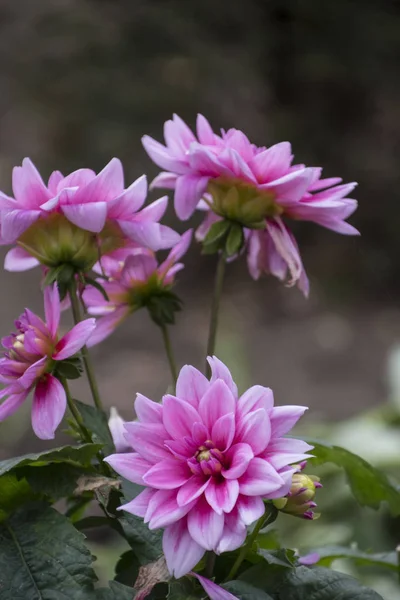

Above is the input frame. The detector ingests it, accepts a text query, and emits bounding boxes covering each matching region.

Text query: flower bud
[108,407,130,453]
[273,468,321,520]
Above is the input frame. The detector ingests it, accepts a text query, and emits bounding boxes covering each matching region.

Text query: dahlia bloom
[105,356,312,578]
[84,229,192,346]
[0,158,179,272]
[143,114,358,294]
[0,284,95,439]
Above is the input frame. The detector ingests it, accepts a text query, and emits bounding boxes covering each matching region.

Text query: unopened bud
[273,468,321,520]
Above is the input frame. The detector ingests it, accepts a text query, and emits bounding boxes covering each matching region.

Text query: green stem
[206,252,226,376]
[61,377,93,444]
[68,280,104,412]
[205,552,216,579]
[160,323,178,386]
[225,505,278,582]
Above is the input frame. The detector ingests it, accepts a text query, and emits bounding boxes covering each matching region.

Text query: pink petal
[235,408,271,455]
[119,488,155,518]
[191,422,209,445]
[0,390,28,420]
[123,421,170,463]
[176,365,209,409]
[248,142,293,182]
[62,202,107,233]
[192,574,240,600]
[12,158,50,207]
[105,452,152,483]
[56,168,96,192]
[207,356,238,398]
[0,209,41,243]
[174,174,209,220]
[219,148,256,183]
[262,168,313,204]
[150,172,178,190]
[267,466,297,499]
[143,458,191,489]
[142,135,189,174]
[211,412,235,452]
[146,489,195,529]
[54,319,96,360]
[162,395,201,440]
[205,478,239,515]
[86,307,130,347]
[269,405,308,438]
[118,220,163,250]
[262,438,313,470]
[237,385,274,418]
[236,495,265,526]
[187,497,224,550]
[196,114,216,145]
[222,443,254,480]
[18,356,47,389]
[4,247,39,272]
[44,284,60,338]
[72,158,124,204]
[47,170,65,194]
[158,224,182,249]
[239,457,284,496]
[108,407,130,452]
[177,475,211,507]
[106,174,147,218]
[216,510,247,554]
[198,379,236,432]
[163,519,205,578]
[139,195,168,221]
[121,253,157,284]
[31,374,67,439]
[135,393,163,423]
[165,114,196,153]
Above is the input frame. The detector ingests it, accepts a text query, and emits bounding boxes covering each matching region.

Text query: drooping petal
[187,497,224,551]
[105,452,152,484]
[198,379,236,432]
[4,247,40,272]
[192,574,240,600]
[175,365,209,408]
[54,319,96,360]
[163,519,205,578]
[205,478,239,515]
[31,374,67,440]
[44,284,61,338]
[143,458,191,489]
[0,390,28,421]
[235,408,271,455]
[211,412,235,452]
[162,395,201,440]
[174,174,209,220]
[236,495,265,526]
[134,393,163,423]
[146,489,195,529]
[61,202,108,233]
[18,356,47,389]
[222,443,254,480]
[207,356,238,397]
[239,457,284,496]
[269,405,308,438]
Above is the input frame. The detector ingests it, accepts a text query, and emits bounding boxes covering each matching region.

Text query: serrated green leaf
[75,401,115,457]
[0,474,41,521]
[0,443,103,477]
[119,513,163,566]
[0,502,98,600]
[223,581,274,599]
[239,564,384,599]
[96,580,134,599]
[225,223,244,256]
[19,463,91,499]
[306,439,400,515]
[307,545,398,571]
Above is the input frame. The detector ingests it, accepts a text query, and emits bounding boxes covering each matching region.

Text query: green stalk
[205,552,217,579]
[205,252,226,376]
[160,323,178,387]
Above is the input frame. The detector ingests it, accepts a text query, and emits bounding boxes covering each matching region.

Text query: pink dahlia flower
[84,229,192,346]
[0,284,95,439]
[105,356,312,578]
[0,158,179,272]
[143,114,359,294]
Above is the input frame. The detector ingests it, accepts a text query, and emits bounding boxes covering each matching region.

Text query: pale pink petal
[86,307,130,347]
[219,148,257,183]
[12,158,51,207]
[18,356,47,389]
[139,195,168,221]
[119,488,155,518]
[207,356,238,398]
[262,438,313,470]
[165,114,196,153]
[143,458,191,489]
[262,168,313,204]
[106,175,147,218]
[187,497,224,551]
[158,225,182,249]
[216,510,247,554]
[235,408,271,455]
[142,136,189,174]
[121,253,156,284]
[266,466,297,499]
[248,142,293,182]
[222,443,254,479]
[56,168,96,192]
[108,407,131,452]
[191,422,210,445]
[196,114,216,145]
[135,393,163,423]
[146,489,195,529]
[44,284,60,338]
[4,247,39,272]
[54,319,96,360]
[236,495,265,526]
[192,574,240,600]
[237,385,274,418]
[0,209,41,243]
[162,395,201,440]
[205,478,239,515]
[239,457,284,496]
[175,365,209,408]
[164,439,195,459]
[31,374,67,439]
[118,220,163,251]
[174,174,209,220]
[198,379,236,432]
[269,405,308,438]
[72,158,124,204]
[176,475,210,507]
[163,519,205,578]
[123,421,170,463]
[150,172,178,190]
[105,452,152,483]
[0,390,28,420]
[61,202,107,233]
[48,170,64,194]
[211,412,235,452]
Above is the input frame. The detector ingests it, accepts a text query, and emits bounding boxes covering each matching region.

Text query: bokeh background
[0,1,399,597]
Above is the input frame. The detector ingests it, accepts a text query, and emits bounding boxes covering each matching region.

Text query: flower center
[189,440,225,476]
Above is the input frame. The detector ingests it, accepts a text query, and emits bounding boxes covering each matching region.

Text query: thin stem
[62,377,92,444]
[206,252,226,376]
[68,280,104,412]
[160,323,178,386]
[205,552,216,579]
[225,505,278,582]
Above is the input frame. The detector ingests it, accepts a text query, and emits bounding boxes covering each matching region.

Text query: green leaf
[167,579,201,599]
[75,400,115,457]
[0,475,40,521]
[308,545,398,571]
[223,581,274,599]
[239,564,384,599]
[114,549,140,586]
[0,443,103,477]
[307,439,400,515]
[84,276,110,301]
[0,502,98,599]
[225,222,244,256]
[54,357,83,380]
[119,512,163,565]
[203,220,231,246]
[96,581,134,599]
[256,548,296,568]
[19,463,90,499]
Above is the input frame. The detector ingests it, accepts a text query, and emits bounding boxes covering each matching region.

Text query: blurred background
[0,1,399,597]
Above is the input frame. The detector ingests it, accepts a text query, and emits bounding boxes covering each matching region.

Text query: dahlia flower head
[143,114,359,295]
[84,229,192,346]
[106,356,312,578]
[0,285,95,439]
[0,159,179,273]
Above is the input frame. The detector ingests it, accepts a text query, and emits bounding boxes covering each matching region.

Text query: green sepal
[226,222,245,256]
[53,356,83,380]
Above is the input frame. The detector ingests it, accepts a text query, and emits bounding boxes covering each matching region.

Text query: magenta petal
[216,510,247,554]
[248,142,292,182]
[123,421,170,463]
[119,488,155,518]
[107,174,147,218]
[86,307,129,347]
[143,458,191,489]
[211,412,235,452]
[73,158,124,204]
[176,364,209,408]
[12,158,50,206]
[176,475,210,507]
[205,478,239,515]
[192,574,240,600]
[142,135,189,174]
[62,202,107,233]
[163,519,205,578]
[0,390,28,420]
[269,405,308,438]
[236,495,265,526]
[174,174,209,220]
[44,284,60,338]
[237,385,274,417]
[105,452,152,484]
[198,379,236,432]
[54,319,96,360]
[18,356,47,389]
[4,247,39,272]
[222,443,254,480]
[196,114,216,145]
[187,496,224,551]
[207,356,238,398]
[162,394,201,440]
[31,374,67,440]
[1,209,41,243]
[139,195,168,221]
[135,393,163,423]
[235,408,271,455]
[266,466,297,499]
[191,422,209,445]
[239,457,284,496]
[146,489,195,529]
